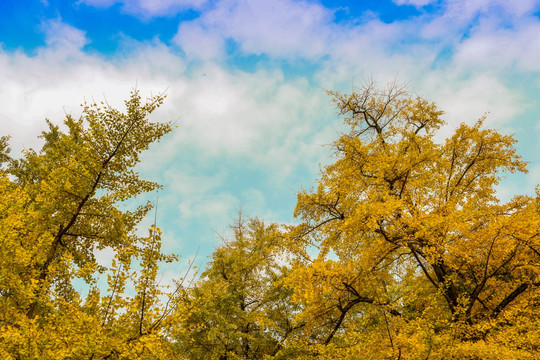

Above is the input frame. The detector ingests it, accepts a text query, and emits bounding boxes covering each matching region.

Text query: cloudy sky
[2,0,540,274]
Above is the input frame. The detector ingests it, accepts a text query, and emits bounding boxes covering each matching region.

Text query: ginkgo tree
[2,82,539,360]
[0,90,179,359]
[173,213,304,360]
[284,82,540,359]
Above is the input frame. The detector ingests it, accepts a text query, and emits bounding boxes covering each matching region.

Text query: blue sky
[2,0,540,280]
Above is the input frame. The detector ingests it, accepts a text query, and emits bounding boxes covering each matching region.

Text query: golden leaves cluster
[0,90,178,359]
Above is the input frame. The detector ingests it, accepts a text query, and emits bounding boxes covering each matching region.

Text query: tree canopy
[1,84,539,359]
[173,213,304,359]
[0,91,178,359]
[284,83,540,359]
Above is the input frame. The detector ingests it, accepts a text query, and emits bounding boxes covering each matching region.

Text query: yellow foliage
[2,83,539,359]
[285,82,540,358]
[0,91,179,359]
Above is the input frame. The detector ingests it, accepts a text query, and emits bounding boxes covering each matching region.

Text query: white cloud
[454,20,540,72]
[41,18,87,50]
[174,22,224,60]
[0,31,332,198]
[175,0,333,59]
[80,0,207,17]
[0,40,184,155]
[79,0,116,6]
[161,63,331,164]
[444,0,539,20]
[448,77,523,129]
[393,0,436,7]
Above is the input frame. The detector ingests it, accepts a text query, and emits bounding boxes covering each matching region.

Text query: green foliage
[0,90,178,359]
[173,214,304,359]
[0,135,10,167]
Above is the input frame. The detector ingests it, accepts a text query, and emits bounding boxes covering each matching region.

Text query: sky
[2,0,540,279]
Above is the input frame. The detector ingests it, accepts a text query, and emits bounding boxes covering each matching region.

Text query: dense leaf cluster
[1,84,539,359]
